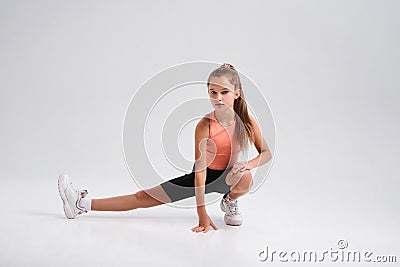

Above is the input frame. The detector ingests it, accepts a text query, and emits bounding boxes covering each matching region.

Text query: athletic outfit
[58,110,244,225]
[160,110,241,203]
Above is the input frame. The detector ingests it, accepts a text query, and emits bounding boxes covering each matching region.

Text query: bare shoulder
[195,113,211,132]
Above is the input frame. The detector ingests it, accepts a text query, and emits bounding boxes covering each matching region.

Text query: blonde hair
[207,63,255,152]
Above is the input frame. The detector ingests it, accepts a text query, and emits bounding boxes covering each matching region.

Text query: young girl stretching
[58,63,272,233]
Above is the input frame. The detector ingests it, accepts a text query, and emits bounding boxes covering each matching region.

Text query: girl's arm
[191,117,217,233]
[193,117,209,211]
[246,115,273,170]
[194,172,206,213]
[231,115,272,175]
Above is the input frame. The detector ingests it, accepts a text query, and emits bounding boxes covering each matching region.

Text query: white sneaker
[58,174,89,219]
[220,192,242,226]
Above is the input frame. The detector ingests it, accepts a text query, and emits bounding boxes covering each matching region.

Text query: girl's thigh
[159,172,196,203]
[205,166,233,194]
[158,166,234,203]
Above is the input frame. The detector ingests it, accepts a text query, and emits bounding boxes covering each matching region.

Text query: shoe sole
[224,216,242,226]
[57,175,76,219]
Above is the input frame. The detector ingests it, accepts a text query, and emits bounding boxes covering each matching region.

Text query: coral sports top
[206,110,241,170]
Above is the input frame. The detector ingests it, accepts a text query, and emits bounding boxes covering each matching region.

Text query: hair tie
[221,63,235,70]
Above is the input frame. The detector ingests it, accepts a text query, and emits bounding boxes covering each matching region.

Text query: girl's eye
[210,91,229,94]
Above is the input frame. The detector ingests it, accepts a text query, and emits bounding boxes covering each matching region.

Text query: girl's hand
[230,161,250,175]
[191,213,218,233]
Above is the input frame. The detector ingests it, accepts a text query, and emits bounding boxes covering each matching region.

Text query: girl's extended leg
[91,185,172,211]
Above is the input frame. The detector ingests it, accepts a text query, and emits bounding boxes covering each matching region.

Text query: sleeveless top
[206,110,241,170]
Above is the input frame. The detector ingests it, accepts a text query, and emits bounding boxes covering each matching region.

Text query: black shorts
[160,164,233,203]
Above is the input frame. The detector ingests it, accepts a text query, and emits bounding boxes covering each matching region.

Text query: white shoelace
[225,198,241,216]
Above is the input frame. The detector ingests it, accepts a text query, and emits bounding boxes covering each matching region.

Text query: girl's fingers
[192,226,206,233]
[192,225,216,233]
[191,226,200,232]
[232,163,247,174]
[210,221,218,230]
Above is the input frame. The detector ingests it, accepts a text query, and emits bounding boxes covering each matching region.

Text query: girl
[58,63,272,233]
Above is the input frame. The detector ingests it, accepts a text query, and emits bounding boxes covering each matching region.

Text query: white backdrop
[0,1,399,266]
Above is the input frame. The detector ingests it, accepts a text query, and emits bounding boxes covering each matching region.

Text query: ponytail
[207,63,255,152]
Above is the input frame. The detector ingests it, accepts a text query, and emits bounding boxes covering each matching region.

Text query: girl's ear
[235,89,241,99]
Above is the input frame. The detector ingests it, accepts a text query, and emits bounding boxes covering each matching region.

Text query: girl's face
[208,76,240,110]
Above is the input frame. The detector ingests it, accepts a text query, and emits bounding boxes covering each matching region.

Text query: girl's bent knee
[226,170,252,187]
